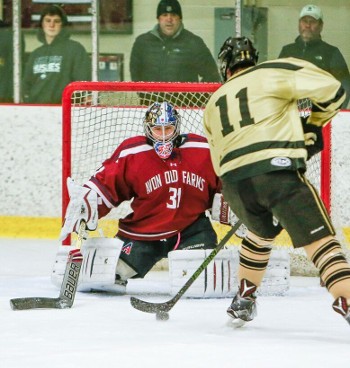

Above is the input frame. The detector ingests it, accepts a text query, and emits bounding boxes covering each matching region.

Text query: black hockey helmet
[218,36,258,81]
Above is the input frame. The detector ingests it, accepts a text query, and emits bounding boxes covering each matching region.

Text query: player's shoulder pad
[119,135,148,146]
[178,133,210,149]
[179,133,208,144]
[110,136,152,160]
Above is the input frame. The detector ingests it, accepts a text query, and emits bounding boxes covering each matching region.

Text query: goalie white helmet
[144,101,181,159]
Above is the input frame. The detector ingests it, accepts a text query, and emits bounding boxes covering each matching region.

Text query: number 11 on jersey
[215,87,255,137]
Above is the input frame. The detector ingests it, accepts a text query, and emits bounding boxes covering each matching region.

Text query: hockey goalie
[53,101,289,298]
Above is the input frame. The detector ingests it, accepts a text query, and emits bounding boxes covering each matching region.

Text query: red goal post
[62,82,332,259]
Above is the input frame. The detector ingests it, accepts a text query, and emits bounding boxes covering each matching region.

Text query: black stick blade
[10,297,70,310]
[130,296,174,314]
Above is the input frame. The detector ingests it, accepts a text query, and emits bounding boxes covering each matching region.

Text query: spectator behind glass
[22,5,91,104]
[0,20,25,102]
[278,4,350,108]
[130,0,220,83]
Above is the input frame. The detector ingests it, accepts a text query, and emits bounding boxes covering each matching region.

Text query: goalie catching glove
[211,193,247,238]
[59,177,98,241]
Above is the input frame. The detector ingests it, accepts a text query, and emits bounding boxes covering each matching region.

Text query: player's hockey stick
[10,221,86,310]
[130,220,242,314]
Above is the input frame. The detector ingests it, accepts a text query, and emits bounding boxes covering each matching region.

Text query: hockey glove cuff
[59,177,98,241]
[211,193,247,238]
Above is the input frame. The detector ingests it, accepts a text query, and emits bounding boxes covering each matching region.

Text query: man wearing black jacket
[129,0,220,83]
[279,4,350,108]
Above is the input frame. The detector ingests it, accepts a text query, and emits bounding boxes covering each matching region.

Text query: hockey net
[62,82,333,276]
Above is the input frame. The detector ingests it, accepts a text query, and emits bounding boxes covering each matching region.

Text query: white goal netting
[62,82,336,276]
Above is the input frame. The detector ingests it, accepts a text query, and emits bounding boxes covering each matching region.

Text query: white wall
[1,105,349,233]
[1,105,61,217]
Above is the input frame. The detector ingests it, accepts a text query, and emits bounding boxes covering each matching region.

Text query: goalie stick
[10,221,86,311]
[130,220,242,314]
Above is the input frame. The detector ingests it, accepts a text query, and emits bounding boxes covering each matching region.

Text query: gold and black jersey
[203,57,345,180]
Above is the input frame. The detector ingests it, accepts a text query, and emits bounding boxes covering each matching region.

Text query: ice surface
[0,238,349,368]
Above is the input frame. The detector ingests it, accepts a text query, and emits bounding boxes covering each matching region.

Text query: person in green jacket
[22,5,91,104]
[130,0,220,83]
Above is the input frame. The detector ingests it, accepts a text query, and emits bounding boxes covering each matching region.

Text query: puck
[156,311,169,321]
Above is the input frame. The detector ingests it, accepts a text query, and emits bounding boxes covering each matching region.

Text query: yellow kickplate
[1,216,349,248]
[0,216,61,239]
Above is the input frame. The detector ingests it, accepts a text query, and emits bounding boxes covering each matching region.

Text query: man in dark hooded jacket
[130,0,220,83]
[22,5,91,104]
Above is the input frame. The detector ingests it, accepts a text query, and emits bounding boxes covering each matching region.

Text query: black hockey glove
[301,117,324,160]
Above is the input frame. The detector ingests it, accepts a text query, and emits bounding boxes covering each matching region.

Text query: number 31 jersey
[85,133,221,240]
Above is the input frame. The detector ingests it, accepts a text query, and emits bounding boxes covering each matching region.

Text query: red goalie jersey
[85,133,221,241]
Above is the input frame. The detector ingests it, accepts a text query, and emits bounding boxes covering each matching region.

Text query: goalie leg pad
[168,247,290,298]
[52,245,76,288]
[80,237,124,292]
[52,237,124,293]
[168,249,236,298]
[257,248,290,296]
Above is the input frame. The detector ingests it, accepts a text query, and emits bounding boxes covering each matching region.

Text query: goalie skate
[227,279,257,325]
[332,296,350,325]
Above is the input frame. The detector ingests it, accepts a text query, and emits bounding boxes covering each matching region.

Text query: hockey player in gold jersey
[203,36,350,326]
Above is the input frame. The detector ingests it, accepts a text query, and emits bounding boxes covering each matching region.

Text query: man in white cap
[279,4,350,108]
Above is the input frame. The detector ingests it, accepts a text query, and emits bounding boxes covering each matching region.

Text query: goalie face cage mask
[144,101,181,159]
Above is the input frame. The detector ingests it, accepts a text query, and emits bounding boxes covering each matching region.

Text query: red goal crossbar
[61,81,332,244]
